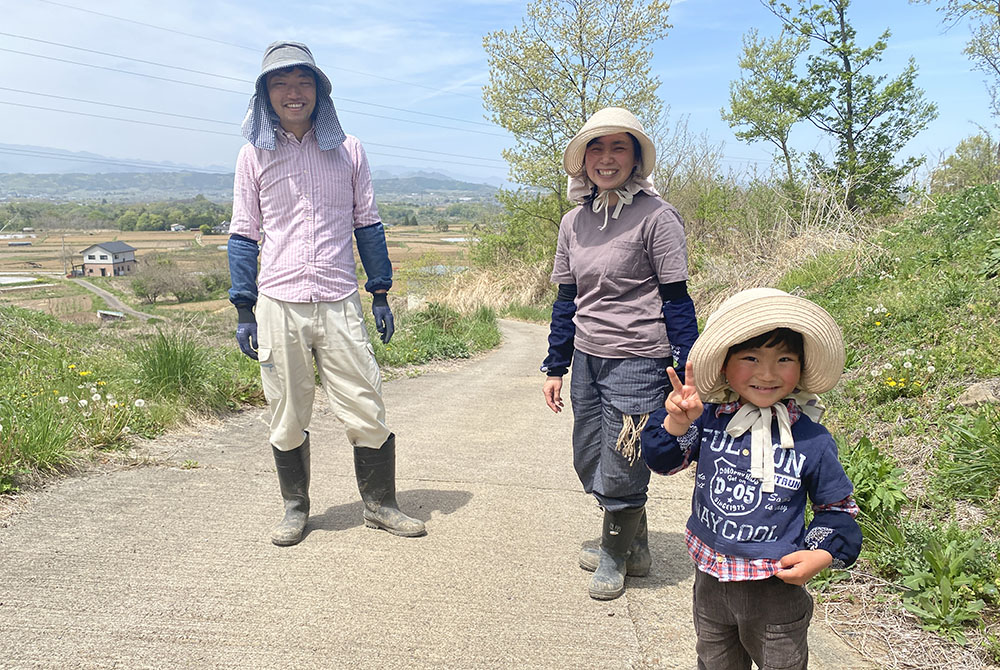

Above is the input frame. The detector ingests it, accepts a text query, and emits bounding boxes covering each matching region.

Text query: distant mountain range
[0,144,503,203]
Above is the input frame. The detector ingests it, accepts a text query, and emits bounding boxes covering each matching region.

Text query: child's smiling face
[722,341,802,407]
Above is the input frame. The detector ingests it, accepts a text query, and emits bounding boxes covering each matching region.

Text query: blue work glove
[372,293,394,344]
[235,307,259,360]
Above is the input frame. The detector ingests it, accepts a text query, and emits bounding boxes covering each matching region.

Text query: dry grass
[430,259,554,313]
[819,572,999,669]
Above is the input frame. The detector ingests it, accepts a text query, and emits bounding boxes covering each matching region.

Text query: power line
[0,88,507,164]
[0,147,229,173]
[1,32,498,128]
[28,0,484,100]
[0,47,508,137]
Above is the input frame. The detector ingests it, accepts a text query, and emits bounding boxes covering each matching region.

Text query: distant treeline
[1,196,231,232]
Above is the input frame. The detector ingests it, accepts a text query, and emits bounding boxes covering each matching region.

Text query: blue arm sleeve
[354,222,393,294]
[540,284,577,377]
[661,292,698,381]
[641,407,701,475]
[228,233,259,319]
[805,511,863,569]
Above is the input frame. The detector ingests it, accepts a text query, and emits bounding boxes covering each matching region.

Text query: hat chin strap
[725,403,794,494]
[591,186,634,230]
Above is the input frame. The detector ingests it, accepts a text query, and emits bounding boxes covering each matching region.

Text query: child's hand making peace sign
[663,361,703,436]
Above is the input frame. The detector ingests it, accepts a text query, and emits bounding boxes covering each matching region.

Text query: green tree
[931,131,1000,192]
[722,29,809,182]
[764,0,938,212]
[482,0,672,252]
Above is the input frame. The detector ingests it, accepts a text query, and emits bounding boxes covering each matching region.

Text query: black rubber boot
[579,508,651,576]
[589,506,644,600]
[354,433,426,537]
[271,433,310,546]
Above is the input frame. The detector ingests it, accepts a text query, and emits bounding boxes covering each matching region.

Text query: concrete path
[0,320,873,669]
[71,277,153,320]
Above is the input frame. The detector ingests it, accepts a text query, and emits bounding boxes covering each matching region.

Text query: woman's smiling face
[584,132,639,191]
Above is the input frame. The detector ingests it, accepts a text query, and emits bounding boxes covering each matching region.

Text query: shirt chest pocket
[603,239,648,280]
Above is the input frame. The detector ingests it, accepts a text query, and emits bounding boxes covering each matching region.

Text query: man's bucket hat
[241,41,346,151]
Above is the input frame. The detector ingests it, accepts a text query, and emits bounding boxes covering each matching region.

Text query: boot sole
[271,535,304,546]
[589,585,626,600]
[363,518,427,538]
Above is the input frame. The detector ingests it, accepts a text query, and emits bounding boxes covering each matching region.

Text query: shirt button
[742,449,750,456]
[715,555,725,563]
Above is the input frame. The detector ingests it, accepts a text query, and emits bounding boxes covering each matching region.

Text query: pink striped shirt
[229,128,381,303]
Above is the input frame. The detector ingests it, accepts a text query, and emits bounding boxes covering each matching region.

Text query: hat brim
[688,291,845,399]
[563,126,656,179]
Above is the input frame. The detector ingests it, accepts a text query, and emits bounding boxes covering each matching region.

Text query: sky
[0,0,992,186]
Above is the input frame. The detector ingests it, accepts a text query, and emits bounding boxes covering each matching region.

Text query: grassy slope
[776,186,1000,663]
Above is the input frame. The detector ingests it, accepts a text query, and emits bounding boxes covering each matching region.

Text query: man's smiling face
[266,66,317,138]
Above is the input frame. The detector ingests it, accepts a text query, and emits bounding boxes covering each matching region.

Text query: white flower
[134,399,146,408]
[77,384,85,389]
[0,423,3,434]
[90,387,97,394]
[927,365,936,373]
[78,399,88,408]
[883,363,893,370]
[866,306,873,313]
[58,396,69,404]
[903,362,912,369]
[92,393,101,402]
[106,394,116,404]
[123,426,132,434]
[906,348,915,356]
[870,369,880,377]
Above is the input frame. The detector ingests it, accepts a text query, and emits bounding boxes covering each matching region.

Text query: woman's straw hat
[689,288,845,399]
[563,107,656,178]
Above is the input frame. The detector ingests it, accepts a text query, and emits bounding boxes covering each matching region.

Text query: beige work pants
[256,292,390,451]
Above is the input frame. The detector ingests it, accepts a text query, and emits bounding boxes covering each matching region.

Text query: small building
[80,242,137,277]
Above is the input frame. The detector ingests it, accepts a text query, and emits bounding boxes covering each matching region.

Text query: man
[228,41,426,546]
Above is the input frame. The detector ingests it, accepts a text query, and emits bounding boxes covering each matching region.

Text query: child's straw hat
[689,288,845,400]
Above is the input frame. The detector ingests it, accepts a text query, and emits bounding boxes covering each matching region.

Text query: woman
[541,107,699,600]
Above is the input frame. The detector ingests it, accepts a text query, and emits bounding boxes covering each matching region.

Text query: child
[641,288,861,670]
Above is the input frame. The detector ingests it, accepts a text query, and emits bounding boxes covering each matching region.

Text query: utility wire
[0,32,498,128]
[0,147,229,173]
[0,89,507,164]
[0,47,508,138]
[27,0,484,100]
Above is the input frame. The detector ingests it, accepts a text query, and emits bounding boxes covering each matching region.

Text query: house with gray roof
[79,242,137,277]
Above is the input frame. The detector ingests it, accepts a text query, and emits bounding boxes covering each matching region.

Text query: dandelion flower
[906,349,914,356]
[888,381,897,387]
[58,396,69,404]
[883,363,893,370]
[903,362,912,369]
[866,306,873,313]
[90,387,97,394]
[870,369,880,377]
[92,393,101,402]
[78,399,88,407]
[927,365,936,373]
[134,399,146,408]
[68,364,76,369]
[875,321,882,326]
[123,426,132,434]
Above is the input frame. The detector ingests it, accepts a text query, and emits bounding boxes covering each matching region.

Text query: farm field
[0,224,474,323]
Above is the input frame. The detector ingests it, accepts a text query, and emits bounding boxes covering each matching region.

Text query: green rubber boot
[271,434,310,546]
[354,434,426,538]
[589,506,644,600]
[579,508,650,576]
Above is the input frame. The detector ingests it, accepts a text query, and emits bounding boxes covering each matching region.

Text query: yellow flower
[79,371,92,377]
[875,321,882,326]
[68,364,76,369]
[888,381,897,387]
